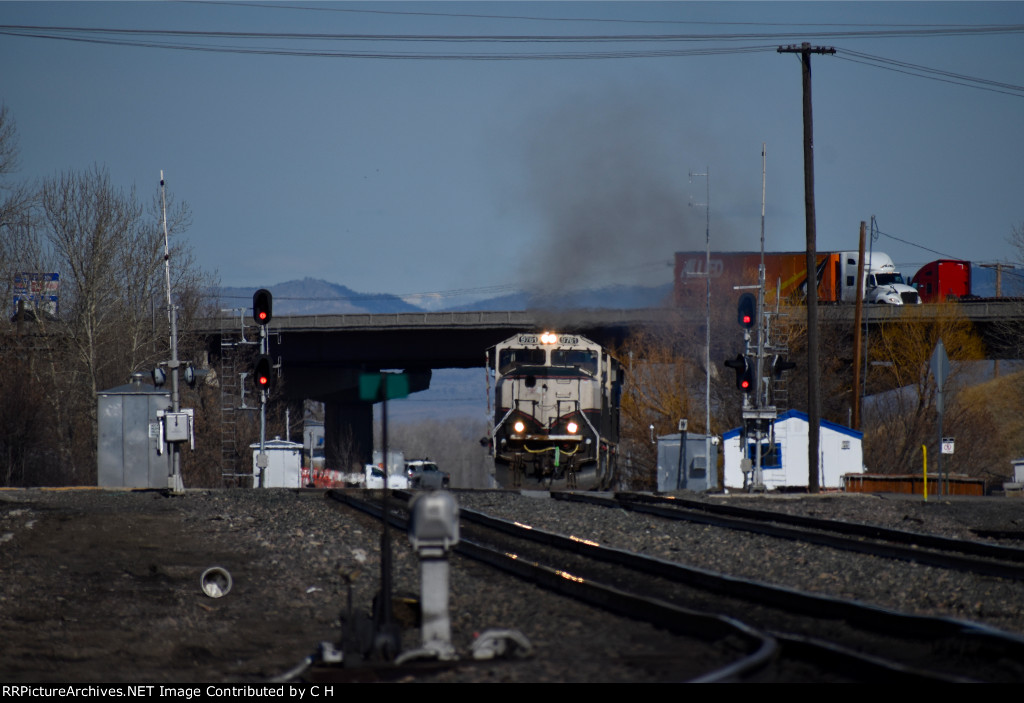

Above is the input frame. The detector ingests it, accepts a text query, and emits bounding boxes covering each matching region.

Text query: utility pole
[689,167,712,489]
[778,42,834,494]
[979,262,1016,378]
[852,221,866,430]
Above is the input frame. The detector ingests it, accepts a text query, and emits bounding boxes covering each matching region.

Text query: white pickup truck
[405,460,451,489]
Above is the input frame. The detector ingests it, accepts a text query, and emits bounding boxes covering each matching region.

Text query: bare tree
[860,302,985,474]
[0,106,40,315]
[0,132,215,484]
[948,371,1024,482]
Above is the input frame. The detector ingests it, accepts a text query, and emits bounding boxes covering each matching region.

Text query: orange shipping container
[675,251,844,305]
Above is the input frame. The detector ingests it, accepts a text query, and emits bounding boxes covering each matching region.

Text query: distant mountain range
[218,278,421,316]
[218,278,673,316]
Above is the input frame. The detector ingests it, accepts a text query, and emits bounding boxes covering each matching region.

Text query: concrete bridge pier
[314,369,432,472]
[323,396,373,473]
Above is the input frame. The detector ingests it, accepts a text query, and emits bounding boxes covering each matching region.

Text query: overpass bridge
[205,308,684,472]
[202,301,1024,472]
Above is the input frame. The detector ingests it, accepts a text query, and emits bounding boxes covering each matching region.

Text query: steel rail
[622,492,1024,562]
[554,492,1024,581]
[453,496,1024,681]
[327,490,1023,680]
[326,489,777,682]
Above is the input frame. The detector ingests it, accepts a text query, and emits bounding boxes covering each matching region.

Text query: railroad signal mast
[252,289,274,487]
[723,146,798,491]
[727,284,796,491]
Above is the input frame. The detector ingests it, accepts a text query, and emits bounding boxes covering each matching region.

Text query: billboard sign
[13,272,59,317]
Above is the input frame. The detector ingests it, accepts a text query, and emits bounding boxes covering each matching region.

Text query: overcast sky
[2,1,1022,306]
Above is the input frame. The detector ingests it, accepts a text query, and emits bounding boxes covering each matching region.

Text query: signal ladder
[219,310,258,487]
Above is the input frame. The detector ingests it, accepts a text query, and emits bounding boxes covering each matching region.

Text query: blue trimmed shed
[723,410,863,490]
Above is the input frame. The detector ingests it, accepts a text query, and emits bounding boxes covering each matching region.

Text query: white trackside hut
[723,410,864,490]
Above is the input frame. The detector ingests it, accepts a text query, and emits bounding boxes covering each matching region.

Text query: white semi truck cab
[840,251,921,305]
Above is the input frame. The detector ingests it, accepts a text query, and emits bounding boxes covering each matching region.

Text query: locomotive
[488,332,624,489]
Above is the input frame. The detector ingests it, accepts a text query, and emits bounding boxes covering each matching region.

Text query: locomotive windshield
[550,349,598,375]
[498,348,546,374]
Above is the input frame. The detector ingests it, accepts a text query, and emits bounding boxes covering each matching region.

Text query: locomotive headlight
[513,420,526,434]
[541,331,558,344]
[566,421,579,434]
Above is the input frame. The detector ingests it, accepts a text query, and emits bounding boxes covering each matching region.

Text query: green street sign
[359,372,410,402]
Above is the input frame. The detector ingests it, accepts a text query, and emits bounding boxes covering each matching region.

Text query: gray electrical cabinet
[97,374,171,488]
[657,432,719,493]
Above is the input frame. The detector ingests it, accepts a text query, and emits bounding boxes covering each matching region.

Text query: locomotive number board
[517,334,580,345]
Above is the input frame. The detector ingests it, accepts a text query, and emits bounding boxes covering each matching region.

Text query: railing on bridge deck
[197,300,1024,335]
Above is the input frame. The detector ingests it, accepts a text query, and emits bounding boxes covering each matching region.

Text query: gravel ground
[2,487,1024,683]
[0,488,713,683]
[457,490,1024,636]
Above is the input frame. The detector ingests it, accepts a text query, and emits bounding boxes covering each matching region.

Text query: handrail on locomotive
[488,332,624,490]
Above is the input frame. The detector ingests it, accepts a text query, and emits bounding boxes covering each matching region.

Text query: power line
[3,22,1021,94]
[0,25,782,59]
[187,0,1024,31]
[875,228,964,261]
[835,48,1024,97]
[4,22,1023,43]
[875,230,1024,284]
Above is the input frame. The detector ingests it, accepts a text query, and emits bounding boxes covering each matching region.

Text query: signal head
[737,293,756,329]
[724,353,754,393]
[773,356,797,379]
[253,289,273,326]
[254,355,273,391]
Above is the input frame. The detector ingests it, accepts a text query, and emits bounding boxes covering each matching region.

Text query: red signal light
[724,353,754,393]
[253,289,273,326]
[254,355,273,391]
[737,293,756,329]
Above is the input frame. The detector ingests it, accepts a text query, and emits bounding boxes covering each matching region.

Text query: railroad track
[326,489,1024,681]
[326,489,774,682]
[557,492,1024,581]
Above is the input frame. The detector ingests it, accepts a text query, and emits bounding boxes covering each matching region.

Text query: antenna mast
[161,171,184,492]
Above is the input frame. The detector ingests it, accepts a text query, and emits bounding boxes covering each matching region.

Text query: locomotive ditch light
[513,420,526,434]
[566,421,579,434]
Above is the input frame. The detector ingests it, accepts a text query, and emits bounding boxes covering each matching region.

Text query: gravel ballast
[2,487,1023,682]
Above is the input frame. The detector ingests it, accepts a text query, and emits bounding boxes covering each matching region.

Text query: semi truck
[674,250,921,305]
[909,259,971,303]
[909,259,1024,302]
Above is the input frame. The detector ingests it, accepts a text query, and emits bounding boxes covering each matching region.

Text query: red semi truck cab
[910,259,971,303]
